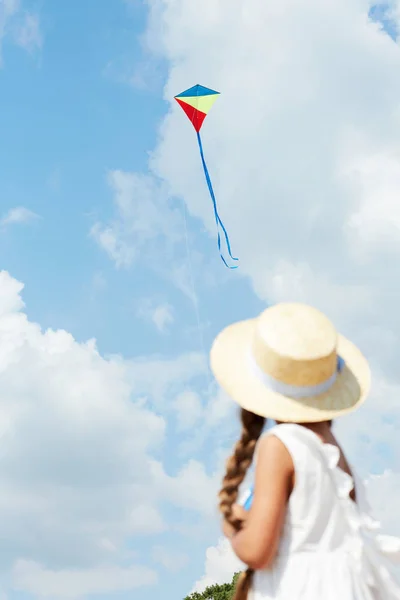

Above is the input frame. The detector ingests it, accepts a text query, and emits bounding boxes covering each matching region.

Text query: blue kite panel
[176,84,220,97]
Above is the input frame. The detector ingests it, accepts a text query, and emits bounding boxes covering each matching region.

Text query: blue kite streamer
[196,131,239,269]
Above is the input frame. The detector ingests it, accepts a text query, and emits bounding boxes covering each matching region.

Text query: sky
[1,0,400,598]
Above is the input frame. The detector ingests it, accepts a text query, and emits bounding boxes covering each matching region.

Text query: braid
[218,408,265,600]
[218,408,265,525]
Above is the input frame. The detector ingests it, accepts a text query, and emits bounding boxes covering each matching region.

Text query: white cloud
[0,206,39,227]
[122,351,207,409]
[12,560,157,598]
[0,271,165,567]
[92,0,400,382]
[91,170,183,269]
[0,271,218,598]
[150,458,220,517]
[0,0,42,64]
[152,303,174,331]
[95,0,400,382]
[0,271,24,313]
[366,471,400,535]
[152,545,189,572]
[137,299,175,332]
[117,0,400,367]
[13,10,41,52]
[173,389,203,430]
[204,388,238,429]
[0,0,19,54]
[191,538,244,593]
[128,505,166,535]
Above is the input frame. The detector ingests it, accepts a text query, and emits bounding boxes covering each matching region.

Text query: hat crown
[252,303,338,387]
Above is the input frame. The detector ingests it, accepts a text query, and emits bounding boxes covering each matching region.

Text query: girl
[210,302,400,600]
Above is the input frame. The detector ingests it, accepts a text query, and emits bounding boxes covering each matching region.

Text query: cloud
[191,538,244,593]
[173,389,203,430]
[0,0,42,65]
[91,170,183,269]
[150,458,220,517]
[92,168,212,305]
[0,271,24,313]
[152,545,189,572]
[99,0,400,379]
[0,206,39,227]
[137,299,175,332]
[366,471,400,535]
[95,0,400,383]
[13,10,41,53]
[151,303,174,331]
[0,0,18,55]
[12,560,157,598]
[0,271,217,598]
[112,0,400,373]
[121,351,207,410]
[128,504,166,535]
[0,273,165,567]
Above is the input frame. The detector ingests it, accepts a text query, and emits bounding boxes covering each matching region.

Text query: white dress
[249,423,400,600]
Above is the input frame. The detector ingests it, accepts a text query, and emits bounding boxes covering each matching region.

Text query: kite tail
[196,131,238,269]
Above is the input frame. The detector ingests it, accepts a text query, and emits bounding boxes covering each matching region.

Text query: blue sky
[1,0,167,352]
[1,0,400,599]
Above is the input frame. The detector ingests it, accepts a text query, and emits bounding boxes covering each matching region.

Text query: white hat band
[250,355,345,399]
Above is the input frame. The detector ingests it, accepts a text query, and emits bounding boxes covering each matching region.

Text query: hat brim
[210,319,370,423]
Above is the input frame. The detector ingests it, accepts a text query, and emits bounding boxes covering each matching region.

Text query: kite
[174,84,238,269]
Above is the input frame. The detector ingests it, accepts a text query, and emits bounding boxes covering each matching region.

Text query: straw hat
[210,303,370,422]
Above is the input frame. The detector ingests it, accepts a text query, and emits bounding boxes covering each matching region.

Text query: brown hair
[218,408,266,600]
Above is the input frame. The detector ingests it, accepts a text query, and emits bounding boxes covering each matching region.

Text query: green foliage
[184,572,241,600]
